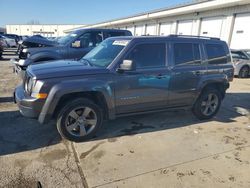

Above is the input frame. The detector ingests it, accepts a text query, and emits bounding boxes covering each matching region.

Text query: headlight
[22,48,28,53]
[30,80,48,99]
[25,77,34,94]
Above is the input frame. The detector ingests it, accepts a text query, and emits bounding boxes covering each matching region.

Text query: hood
[22,36,57,47]
[27,60,109,80]
[25,46,61,54]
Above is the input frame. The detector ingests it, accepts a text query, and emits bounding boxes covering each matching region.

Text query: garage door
[231,13,250,49]
[177,20,193,35]
[200,17,224,38]
[135,25,144,36]
[146,24,157,35]
[159,22,172,36]
[126,26,135,35]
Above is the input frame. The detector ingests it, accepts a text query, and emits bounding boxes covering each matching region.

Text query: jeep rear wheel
[57,98,103,142]
[192,88,222,120]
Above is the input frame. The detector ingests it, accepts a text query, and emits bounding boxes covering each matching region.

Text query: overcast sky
[0,0,190,27]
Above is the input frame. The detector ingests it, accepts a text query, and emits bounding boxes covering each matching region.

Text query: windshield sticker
[113,40,129,46]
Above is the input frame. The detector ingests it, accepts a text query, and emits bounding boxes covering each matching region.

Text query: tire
[238,66,249,78]
[192,87,222,120]
[57,98,103,142]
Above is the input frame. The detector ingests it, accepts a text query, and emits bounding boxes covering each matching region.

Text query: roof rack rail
[168,34,220,40]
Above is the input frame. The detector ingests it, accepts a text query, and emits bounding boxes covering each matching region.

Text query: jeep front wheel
[192,88,222,120]
[57,98,103,142]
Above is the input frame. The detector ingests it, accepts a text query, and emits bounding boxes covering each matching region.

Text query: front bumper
[14,85,44,119]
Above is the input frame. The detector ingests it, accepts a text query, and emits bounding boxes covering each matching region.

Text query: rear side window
[126,43,166,68]
[174,43,201,65]
[206,44,227,64]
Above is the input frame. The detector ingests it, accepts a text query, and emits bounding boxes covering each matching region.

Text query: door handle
[156,74,165,79]
[194,71,202,76]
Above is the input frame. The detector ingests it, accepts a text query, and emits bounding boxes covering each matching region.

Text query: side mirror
[117,60,135,73]
[71,40,81,48]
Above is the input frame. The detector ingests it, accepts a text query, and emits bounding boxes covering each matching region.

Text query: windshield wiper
[80,58,93,66]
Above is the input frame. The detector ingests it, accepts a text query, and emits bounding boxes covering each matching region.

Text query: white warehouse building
[66,0,250,49]
[6,24,86,37]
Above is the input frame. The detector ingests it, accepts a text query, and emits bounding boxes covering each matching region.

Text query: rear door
[168,41,207,107]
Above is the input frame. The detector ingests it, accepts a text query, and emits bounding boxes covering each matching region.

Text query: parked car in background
[0,35,7,47]
[231,49,250,78]
[16,36,29,54]
[0,35,17,48]
[3,34,21,43]
[16,35,48,55]
[14,35,234,142]
[12,28,132,78]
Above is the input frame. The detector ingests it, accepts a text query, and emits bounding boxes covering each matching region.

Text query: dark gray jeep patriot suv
[12,28,132,78]
[14,35,234,142]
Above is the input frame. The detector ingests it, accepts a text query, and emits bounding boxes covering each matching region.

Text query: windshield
[82,38,130,68]
[57,30,79,45]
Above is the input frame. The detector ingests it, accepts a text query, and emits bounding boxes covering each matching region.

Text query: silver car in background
[231,49,250,78]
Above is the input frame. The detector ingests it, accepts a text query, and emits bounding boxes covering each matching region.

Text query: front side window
[57,31,79,45]
[83,38,130,67]
[174,43,201,65]
[72,32,103,48]
[125,43,166,69]
[206,44,227,64]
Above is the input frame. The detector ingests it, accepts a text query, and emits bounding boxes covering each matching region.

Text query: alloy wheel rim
[65,106,97,137]
[201,93,219,116]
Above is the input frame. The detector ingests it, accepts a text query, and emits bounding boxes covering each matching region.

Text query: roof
[104,34,222,42]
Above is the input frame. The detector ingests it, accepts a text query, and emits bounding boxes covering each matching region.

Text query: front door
[114,42,170,114]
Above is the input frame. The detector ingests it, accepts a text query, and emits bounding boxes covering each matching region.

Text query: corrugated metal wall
[112,4,250,49]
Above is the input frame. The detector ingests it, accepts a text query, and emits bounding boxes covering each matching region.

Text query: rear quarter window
[205,44,227,64]
[107,32,126,37]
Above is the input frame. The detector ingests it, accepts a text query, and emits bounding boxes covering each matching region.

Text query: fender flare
[38,80,115,124]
